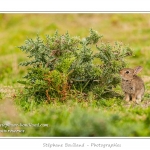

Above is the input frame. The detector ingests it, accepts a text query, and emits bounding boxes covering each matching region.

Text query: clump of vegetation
[18,29,132,102]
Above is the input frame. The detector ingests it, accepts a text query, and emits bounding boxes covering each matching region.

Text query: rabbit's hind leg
[136,94,142,104]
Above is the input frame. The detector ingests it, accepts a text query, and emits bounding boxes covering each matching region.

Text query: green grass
[0,13,150,137]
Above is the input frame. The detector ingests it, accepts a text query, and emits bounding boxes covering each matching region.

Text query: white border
[0,0,150,12]
[0,137,150,150]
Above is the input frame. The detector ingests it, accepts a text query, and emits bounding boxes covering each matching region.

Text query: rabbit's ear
[133,66,143,75]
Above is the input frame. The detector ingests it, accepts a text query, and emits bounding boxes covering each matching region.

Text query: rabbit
[119,66,145,103]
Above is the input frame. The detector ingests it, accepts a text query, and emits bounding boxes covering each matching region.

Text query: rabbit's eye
[126,71,129,74]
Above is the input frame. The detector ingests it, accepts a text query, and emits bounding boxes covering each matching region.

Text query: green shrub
[18,29,132,101]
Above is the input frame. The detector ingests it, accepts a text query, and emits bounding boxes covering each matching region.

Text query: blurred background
[0,13,150,136]
[0,13,150,85]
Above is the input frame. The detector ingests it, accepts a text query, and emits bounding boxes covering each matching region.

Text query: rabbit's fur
[119,66,145,103]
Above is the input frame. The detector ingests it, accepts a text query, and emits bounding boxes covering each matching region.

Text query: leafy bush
[18,29,132,101]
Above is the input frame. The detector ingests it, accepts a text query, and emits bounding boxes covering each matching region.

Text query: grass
[0,13,150,137]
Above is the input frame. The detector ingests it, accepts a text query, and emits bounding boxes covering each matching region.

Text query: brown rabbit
[119,66,145,103]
